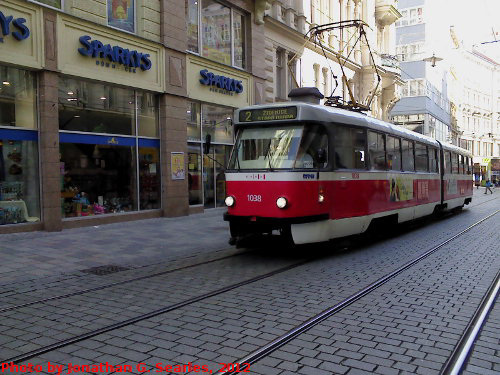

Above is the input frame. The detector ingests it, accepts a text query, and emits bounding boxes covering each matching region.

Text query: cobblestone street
[0,190,498,375]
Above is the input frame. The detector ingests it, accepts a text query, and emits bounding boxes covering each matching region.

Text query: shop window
[368,131,386,170]
[387,136,401,171]
[188,144,202,205]
[187,0,247,69]
[138,92,158,137]
[59,78,135,135]
[107,0,135,33]
[201,104,233,144]
[0,134,40,225]
[0,66,36,129]
[60,141,137,217]
[415,143,428,172]
[334,126,366,170]
[139,144,160,209]
[0,65,40,226]
[187,102,201,142]
[402,140,414,171]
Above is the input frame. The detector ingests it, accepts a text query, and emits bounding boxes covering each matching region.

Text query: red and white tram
[223,88,473,245]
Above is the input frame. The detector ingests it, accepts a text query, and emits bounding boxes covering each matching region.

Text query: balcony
[375,0,402,27]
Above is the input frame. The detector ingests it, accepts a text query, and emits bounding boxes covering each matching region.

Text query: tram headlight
[318,194,325,203]
[276,197,288,209]
[225,196,235,207]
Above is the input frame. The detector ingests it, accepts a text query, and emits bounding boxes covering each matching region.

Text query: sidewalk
[0,208,231,287]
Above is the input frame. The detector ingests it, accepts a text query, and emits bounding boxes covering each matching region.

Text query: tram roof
[235,102,470,156]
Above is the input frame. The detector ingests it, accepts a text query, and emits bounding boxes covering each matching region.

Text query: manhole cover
[80,265,130,276]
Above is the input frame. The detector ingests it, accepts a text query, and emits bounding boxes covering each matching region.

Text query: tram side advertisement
[239,106,297,122]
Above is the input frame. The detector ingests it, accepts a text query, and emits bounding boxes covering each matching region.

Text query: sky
[447,0,499,59]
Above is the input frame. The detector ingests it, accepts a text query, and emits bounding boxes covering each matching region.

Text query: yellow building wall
[186,55,253,108]
[0,0,44,69]
[57,14,164,92]
[65,0,161,42]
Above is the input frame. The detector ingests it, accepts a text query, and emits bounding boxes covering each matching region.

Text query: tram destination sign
[239,106,297,122]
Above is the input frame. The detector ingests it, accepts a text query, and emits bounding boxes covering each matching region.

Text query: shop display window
[60,142,137,218]
[187,102,201,142]
[0,135,40,225]
[0,66,36,129]
[138,92,158,137]
[59,78,135,135]
[201,104,233,144]
[188,144,202,205]
[139,145,160,210]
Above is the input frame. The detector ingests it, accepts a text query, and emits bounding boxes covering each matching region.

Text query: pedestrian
[485,179,493,194]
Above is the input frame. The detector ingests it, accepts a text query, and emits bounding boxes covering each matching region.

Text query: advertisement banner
[108,0,135,33]
[171,152,185,180]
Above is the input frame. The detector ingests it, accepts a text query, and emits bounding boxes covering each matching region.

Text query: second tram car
[223,88,473,245]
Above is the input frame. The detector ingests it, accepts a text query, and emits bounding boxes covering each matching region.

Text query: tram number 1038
[247,194,262,202]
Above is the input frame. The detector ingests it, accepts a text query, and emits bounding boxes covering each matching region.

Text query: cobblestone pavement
[462,295,500,375]
[0,208,230,287]
[1,191,496,374]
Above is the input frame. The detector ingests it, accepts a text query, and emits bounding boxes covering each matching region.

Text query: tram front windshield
[228,124,327,170]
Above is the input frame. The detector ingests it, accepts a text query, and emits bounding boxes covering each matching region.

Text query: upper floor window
[187,0,246,69]
[31,0,62,8]
[396,43,425,62]
[396,7,424,27]
[107,0,135,33]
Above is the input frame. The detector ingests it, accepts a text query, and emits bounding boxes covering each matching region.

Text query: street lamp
[423,53,443,67]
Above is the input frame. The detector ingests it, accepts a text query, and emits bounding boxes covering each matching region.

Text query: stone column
[39,71,61,231]
[159,94,189,217]
[39,9,61,231]
[160,0,189,217]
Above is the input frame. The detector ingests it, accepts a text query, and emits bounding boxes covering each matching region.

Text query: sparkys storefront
[0,2,43,227]
[57,16,164,221]
[186,55,252,210]
[0,0,166,232]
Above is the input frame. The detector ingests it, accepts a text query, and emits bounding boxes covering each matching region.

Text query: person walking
[485,179,494,194]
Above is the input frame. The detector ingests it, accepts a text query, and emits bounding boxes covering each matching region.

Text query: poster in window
[108,0,135,33]
[171,152,185,180]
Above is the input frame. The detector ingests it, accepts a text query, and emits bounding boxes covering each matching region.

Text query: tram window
[466,156,471,174]
[459,155,465,174]
[415,143,428,172]
[452,153,459,174]
[295,127,329,169]
[386,136,402,171]
[334,126,366,169]
[444,151,452,174]
[368,131,386,170]
[429,147,438,173]
[402,139,415,171]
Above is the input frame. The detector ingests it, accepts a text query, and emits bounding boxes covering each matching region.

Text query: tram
[223,88,473,245]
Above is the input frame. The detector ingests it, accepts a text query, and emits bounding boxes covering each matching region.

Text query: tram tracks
[220,210,499,374]
[1,209,497,367]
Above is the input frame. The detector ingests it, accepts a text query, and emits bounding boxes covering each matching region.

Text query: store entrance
[203,145,231,208]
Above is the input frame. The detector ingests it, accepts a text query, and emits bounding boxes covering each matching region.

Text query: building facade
[448,29,500,184]
[260,0,403,121]
[0,0,265,233]
[389,0,453,143]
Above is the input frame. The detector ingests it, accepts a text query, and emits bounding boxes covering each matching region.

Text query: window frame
[332,125,368,171]
[368,130,387,171]
[187,0,247,69]
[28,0,63,10]
[401,139,415,172]
[106,0,137,35]
[386,135,402,171]
[415,142,429,172]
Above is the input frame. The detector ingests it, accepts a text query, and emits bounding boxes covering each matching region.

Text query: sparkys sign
[0,11,30,43]
[78,35,152,71]
[199,69,243,94]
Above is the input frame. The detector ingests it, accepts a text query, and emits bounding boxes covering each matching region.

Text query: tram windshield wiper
[264,139,274,171]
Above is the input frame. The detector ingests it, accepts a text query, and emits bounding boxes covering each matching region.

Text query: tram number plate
[352,173,360,179]
[247,194,262,202]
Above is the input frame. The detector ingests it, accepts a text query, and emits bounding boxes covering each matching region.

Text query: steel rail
[221,210,499,375]
[2,260,309,364]
[0,251,245,313]
[440,271,499,375]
